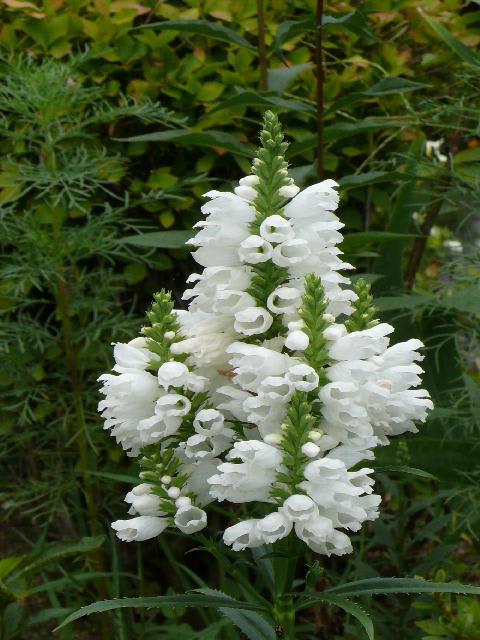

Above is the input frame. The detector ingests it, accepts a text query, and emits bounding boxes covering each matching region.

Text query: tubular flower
[99,111,432,554]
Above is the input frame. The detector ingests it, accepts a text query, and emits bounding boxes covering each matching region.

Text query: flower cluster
[99,112,432,555]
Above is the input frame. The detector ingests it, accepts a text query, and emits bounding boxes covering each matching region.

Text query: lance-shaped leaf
[324,577,480,597]
[420,12,480,68]
[55,593,268,630]
[296,594,374,640]
[117,129,254,158]
[121,230,194,249]
[139,19,255,51]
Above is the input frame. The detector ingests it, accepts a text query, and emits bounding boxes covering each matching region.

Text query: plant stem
[273,535,299,639]
[315,0,325,179]
[405,172,448,290]
[257,0,267,90]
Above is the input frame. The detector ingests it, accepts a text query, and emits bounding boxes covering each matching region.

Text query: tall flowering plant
[67,113,476,638]
[100,111,432,552]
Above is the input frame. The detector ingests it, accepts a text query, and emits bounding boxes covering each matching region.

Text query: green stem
[272,536,299,639]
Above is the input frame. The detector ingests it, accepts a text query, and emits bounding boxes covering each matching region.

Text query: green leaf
[0,557,25,580]
[118,129,254,158]
[325,577,480,597]
[274,12,375,53]
[341,231,418,252]
[420,12,480,68]
[453,147,480,164]
[55,594,267,630]
[85,470,140,484]
[363,77,430,95]
[339,171,404,188]
[374,293,432,311]
[121,230,194,249]
[440,284,480,314]
[372,177,419,294]
[274,16,314,53]
[10,536,105,582]
[29,572,117,595]
[139,19,255,51]
[211,90,314,114]
[297,594,374,640]
[267,64,312,93]
[288,120,407,157]
[219,608,275,640]
[374,465,438,480]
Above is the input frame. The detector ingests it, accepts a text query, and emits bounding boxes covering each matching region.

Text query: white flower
[425,139,447,163]
[328,323,394,361]
[238,235,273,264]
[257,376,293,401]
[443,239,462,253]
[125,485,163,516]
[283,180,340,218]
[227,342,293,391]
[279,184,300,199]
[260,215,295,243]
[155,393,191,417]
[223,520,262,550]
[285,330,309,351]
[193,409,225,435]
[239,175,260,187]
[234,307,273,336]
[182,458,222,505]
[286,364,319,392]
[112,516,168,542]
[98,369,160,456]
[174,506,207,534]
[272,239,311,267]
[282,494,319,523]
[235,185,258,201]
[208,440,282,503]
[267,286,302,315]
[301,442,320,458]
[255,512,292,543]
[157,361,190,390]
[294,515,335,552]
[112,338,154,373]
[183,430,232,460]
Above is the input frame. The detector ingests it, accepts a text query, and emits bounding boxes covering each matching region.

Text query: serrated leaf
[420,12,480,68]
[55,594,267,630]
[117,129,254,158]
[219,608,275,640]
[297,594,374,640]
[121,230,194,249]
[325,577,480,597]
[140,19,255,51]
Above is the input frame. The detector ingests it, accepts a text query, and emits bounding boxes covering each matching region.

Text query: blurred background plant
[0,0,479,638]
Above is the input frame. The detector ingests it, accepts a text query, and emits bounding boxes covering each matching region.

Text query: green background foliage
[0,0,479,638]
